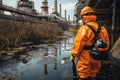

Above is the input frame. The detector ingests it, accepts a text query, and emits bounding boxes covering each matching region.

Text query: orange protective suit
[72,14,110,78]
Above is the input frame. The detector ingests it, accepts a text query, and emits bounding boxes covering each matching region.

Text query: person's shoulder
[79,24,88,29]
[77,24,89,33]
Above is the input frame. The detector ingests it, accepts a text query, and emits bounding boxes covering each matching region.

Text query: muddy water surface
[0,37,74,80]
[0,30,118,80]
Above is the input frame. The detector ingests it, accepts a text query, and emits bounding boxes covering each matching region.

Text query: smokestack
[41,0,49,15]
[73,16,75,23]
[0,0,3,14]
[52,0,58,15]
[0,0,2,5]
[68,15,70,22]
[54,0,58,13]
[65,9,67,21]
[59,4,61,17]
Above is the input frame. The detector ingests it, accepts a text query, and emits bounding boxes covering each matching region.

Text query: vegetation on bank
[0,19,63,50]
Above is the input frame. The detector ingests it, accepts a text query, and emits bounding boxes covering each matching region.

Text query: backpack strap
[83,24,101,50]
[86,24,101,41]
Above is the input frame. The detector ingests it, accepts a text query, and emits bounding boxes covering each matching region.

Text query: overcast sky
[3,0,77,20]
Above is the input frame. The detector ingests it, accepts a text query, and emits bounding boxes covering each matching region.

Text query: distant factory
[0,0,69,21]
[41,0,66,21]
[16,0,67,21]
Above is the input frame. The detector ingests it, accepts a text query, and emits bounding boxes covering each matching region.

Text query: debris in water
[61,59,65,64]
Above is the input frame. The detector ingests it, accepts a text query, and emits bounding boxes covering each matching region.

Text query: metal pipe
[59,4,61,17]
[111,0,116,46]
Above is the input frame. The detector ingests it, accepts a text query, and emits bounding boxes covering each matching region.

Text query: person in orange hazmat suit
[70,6,110,80]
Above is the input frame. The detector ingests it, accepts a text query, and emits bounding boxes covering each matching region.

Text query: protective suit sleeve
[72,26,87,58]
[104,28,110,50]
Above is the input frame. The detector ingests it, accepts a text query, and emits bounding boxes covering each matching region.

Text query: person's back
[70,6,110,80]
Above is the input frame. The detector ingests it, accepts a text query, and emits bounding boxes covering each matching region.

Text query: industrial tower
[17,0,36,14]
[41,0,49,15]
[52,0,59,16]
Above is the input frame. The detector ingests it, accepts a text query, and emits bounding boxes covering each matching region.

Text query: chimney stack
[41,0,49,15]
[68,15,70,22]
[52,0,59,15]
[59,4,61,17]
[65,10,67,21]
[0,0,3,14]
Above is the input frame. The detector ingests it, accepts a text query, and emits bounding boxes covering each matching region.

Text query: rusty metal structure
[74,0,120,28]
[17,0,32,13]
[87,0,113,27]
[74,0,120,45]
[0,0,68,23]
[0,5,51,22]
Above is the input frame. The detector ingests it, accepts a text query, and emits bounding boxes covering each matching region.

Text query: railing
[0,14,41,23]
[0,5,49,21]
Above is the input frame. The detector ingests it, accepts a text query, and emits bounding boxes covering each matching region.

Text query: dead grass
[0,19,63,50]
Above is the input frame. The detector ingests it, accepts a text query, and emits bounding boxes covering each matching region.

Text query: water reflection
[0,59,22,80]
[0,36,73,80]
[43,64,48,75]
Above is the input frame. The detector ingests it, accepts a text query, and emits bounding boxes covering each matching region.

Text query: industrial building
[17,0,37,14]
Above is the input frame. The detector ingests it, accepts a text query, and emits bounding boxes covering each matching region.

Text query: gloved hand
[70,55,75,62]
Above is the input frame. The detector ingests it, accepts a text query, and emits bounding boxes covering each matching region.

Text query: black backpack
[86,24,109,60]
